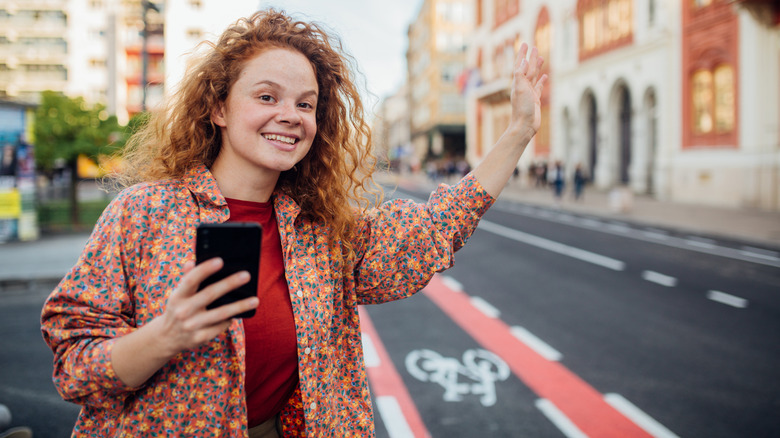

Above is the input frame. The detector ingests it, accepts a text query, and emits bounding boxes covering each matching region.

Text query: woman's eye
[298,102,313,109]
[258,95,273,102]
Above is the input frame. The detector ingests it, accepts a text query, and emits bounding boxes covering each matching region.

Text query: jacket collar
[183,164,226,209]
[182,163,302,223]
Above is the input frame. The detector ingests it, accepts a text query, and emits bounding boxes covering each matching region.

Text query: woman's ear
[211,103,227,128]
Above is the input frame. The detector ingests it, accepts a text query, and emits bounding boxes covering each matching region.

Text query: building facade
[407,0,475,168]
[373,84,413,172]
[465,0,780,210]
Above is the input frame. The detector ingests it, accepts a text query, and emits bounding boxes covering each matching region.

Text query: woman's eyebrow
[252,80,318,98]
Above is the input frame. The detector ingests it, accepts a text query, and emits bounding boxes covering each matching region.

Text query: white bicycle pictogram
[405,348,510,407]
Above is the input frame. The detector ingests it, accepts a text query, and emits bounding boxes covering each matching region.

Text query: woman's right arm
[42,188,258,403]
[110,257,257,387]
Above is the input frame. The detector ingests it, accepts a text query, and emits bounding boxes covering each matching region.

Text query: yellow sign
[0,189,21,219]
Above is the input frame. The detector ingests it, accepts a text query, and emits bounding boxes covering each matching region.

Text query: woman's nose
[277,102,301,124]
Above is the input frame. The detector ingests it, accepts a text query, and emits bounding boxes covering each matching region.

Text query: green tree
[33,91,125,228]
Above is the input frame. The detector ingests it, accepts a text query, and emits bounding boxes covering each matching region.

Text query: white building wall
[466,0,779,210]
[67,0,111,104]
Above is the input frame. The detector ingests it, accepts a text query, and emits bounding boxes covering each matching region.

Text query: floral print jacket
[41,165,494,437]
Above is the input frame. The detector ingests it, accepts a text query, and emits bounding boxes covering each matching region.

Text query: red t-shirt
[226,198,299,427]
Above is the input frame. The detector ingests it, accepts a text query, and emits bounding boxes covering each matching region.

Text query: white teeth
[264,134,296,144]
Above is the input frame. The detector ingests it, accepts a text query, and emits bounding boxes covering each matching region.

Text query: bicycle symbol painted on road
[405,348,510,407]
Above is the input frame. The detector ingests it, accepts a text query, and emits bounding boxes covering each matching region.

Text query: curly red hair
[118,9,380,258]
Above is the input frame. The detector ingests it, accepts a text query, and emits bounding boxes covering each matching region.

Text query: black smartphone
[196,222,262,318]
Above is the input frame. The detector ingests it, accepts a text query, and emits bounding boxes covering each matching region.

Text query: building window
[692,69,713,134]
[578,0,632,60]
[691,64,734,134]
[713,65,734,133]
[494,0,519,28]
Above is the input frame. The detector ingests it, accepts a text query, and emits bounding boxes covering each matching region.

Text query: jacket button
[296,290,303,298]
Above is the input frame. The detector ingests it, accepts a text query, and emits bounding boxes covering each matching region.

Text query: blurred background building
[0,0,258,124]
[375,0,780,211]
[406,0,474,172]
[0,0,778,212]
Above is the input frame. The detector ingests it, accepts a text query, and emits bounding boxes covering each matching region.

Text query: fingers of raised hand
[515,42,529,70]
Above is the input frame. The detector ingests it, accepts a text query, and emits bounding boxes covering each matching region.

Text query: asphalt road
[1,189,778,437]
[0,282,80,438]
[364,188,780,438]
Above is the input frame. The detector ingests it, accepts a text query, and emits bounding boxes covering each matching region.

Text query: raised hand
[509,42,547,140]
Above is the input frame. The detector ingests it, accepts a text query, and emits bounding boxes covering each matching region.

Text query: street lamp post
[141,0,159,112]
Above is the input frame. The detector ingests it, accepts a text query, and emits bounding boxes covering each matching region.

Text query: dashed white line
[478,220,626,271]
[707,290,748,309]
[510,326,563,361]
[470,296,500,318]
[361,333,381,368]
[535,399,588,438]
[441,275,463,292]
[643,230,670,240]
[684,236,716,249]
[738,246,780,262]
[578,218,603,228]
[606,222,631,233]
[375,396,416,438]
[604,393,681,438]
[642,270,678,287]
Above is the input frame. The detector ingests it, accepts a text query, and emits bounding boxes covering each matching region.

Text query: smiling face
[210,47,318,200]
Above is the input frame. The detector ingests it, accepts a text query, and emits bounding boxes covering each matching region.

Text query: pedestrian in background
[550,160,565,204]
[573,163,587,201]
[41,9,546,437]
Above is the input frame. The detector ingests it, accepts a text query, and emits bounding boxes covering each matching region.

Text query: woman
[41,9,545,437]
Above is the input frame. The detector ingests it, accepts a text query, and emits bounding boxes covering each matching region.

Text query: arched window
[713,65,734,133]
[692,69,713,134]
[691,64,734,135]
[577,0,633,60]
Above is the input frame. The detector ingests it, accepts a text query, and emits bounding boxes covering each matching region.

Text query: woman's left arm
[471,43,547,197]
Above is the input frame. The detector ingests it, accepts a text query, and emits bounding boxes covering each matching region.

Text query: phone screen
[196,222,262,318]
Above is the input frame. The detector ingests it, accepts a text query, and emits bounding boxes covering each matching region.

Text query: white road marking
[707,290,748,309]
[441,275,463,292]
[510,326,563,361]
[739,246,780,262]
[470,296,500,318]
[643,230,670,240]
[485,200,780,268]
[684,236,716,249]
[604,393,681,438]
[361,333,381,368]
[606,222,631,233]
[376,396,415,438]
[641,270,678,287]
[478,220,626,271]
[535,398,588,438]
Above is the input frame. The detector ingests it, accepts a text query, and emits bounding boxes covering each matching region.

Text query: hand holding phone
[196,222,262,318]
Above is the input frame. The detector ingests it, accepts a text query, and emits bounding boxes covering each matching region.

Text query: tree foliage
[32,91,126,228]
[33,90,124,177]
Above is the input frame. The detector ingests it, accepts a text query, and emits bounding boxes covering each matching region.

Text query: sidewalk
[0,232,90,289]
[378,171,780,250]
[1,172,779,289]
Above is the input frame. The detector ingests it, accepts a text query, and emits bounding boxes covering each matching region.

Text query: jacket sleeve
[40,187,149,409]
[353,173,494,304]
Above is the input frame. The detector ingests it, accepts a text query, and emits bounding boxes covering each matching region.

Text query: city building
[373,84,413,172]
[406,0,475,169]
[465,0,779,210]
[0,99,38,242]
